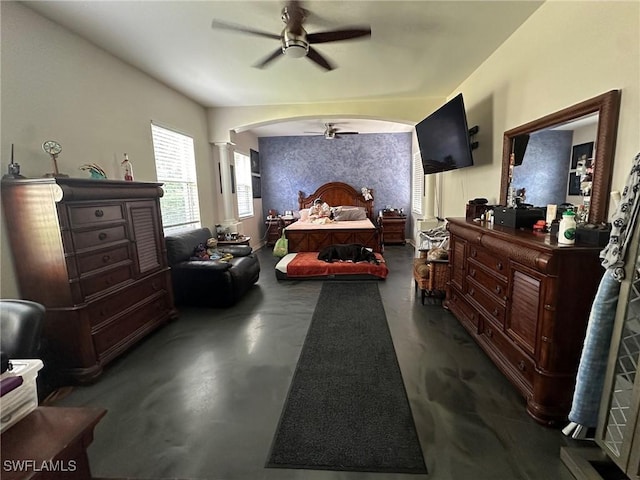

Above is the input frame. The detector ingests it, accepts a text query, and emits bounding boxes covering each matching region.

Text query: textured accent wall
[512,130,572,207]
[258,132,411,224]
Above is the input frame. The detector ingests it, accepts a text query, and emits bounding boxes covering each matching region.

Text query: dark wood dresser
[1,178,177,383]
[444,217,603,425]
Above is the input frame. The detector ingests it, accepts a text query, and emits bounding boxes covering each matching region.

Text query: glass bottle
[121,153,134,181]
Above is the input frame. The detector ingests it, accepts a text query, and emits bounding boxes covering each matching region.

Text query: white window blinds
[412,152,424,215]
[151,123,201,234]
[234,151,254,218]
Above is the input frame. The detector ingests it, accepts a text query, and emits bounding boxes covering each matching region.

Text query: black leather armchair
[0,299,45,359]
[165,228,260,307]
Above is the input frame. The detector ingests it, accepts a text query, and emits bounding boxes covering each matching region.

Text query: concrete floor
[52,245,584,480]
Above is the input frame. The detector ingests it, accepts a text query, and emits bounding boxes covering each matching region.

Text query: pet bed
[275,252,388,280]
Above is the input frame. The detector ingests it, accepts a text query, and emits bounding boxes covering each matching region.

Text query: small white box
[0,359,43,433]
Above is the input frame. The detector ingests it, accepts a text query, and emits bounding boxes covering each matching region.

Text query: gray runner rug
[266,281,427,474]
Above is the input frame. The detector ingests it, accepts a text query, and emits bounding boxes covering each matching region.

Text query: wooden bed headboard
[298,182,375,220]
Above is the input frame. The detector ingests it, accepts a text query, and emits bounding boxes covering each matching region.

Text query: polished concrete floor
[51,245,585,480]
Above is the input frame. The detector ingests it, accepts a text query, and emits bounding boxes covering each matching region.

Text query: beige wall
[441,0,639,219]
[0,2,214,298]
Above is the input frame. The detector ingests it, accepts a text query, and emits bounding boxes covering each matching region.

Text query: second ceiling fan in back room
[305,123,359,140]
[210,0,371,71]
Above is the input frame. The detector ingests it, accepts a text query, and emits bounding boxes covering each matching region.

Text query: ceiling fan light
[283,43,308,58]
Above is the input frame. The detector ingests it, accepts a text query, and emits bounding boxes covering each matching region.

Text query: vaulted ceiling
[24,1,544,136]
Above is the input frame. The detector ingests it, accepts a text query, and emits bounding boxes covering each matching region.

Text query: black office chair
[0,299,45,360]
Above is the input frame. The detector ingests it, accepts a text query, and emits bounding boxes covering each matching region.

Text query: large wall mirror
[499,90,621,224]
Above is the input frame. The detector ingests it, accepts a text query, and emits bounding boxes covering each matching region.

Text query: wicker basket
[413,258,449,304]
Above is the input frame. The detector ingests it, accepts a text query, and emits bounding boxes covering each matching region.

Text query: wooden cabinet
[380,213,406,245]
[1,178,177,383]
[266,217,295,246]
[444,217,603,425]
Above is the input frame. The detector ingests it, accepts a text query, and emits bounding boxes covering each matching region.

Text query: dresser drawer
[467,259,508,301]
[447,289,480,333]
[468,246,507,279]
[466,278,506,326]
[80,264,133,298]
[76,244,131,274]
[88,273,169,328]
[72,225,127,251]
[93,294,169,358]
[68,204,124,226]
[481,320,535,390]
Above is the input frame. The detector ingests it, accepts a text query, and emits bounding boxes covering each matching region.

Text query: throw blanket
[600,152,640,281]
[569,151,640,428]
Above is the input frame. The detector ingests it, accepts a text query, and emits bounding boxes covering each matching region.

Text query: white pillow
[299,208,310,222]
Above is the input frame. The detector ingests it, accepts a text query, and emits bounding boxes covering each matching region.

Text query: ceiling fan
[210,0,371,71]
[306,123,359,140]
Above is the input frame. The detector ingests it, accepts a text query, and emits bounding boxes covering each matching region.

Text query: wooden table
[1,406,106,479]
[217,236,251,246]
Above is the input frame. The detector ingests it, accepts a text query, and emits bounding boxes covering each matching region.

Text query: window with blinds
[412,152,424,215]
[234,151,254,218]
[151,123,201,235]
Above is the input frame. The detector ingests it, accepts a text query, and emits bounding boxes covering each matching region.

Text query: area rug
[266,281,427,474]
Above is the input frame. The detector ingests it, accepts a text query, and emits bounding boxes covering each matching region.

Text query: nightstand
[380,212,407,245]
[266,217,296,246]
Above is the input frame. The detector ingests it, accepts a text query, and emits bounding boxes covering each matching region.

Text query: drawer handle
[469,287,475,296]
[102,255,111,263]
[469,268,476,278]
[105,277,112,286]
[95,209,104,218]
[100,308,108,317]
[517,361,526,371]
[471,249,477,257]
[486,327,493,338]
[495,285,502,294]
[98,232,108,241]
[496,262,503,270]
[493,308,499,317]
[152,281,161,291]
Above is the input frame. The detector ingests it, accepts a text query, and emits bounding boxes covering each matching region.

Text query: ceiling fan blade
[211,19,281,40]
[307,27,371,44]
[306,46,335,71]
[253,48,284,69]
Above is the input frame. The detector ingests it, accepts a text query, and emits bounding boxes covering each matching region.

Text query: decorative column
[216,142,239,232]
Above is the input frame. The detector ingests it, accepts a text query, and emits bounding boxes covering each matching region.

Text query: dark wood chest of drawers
[1,178,177,383]
[445,217,603,425]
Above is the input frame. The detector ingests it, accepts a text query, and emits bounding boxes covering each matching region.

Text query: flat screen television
[415,93,474,175]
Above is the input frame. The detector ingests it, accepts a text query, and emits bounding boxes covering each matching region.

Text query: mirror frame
[499,90,621,224]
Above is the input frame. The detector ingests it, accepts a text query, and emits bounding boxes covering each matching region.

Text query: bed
[275,252,389,280]
[284,182,382,253]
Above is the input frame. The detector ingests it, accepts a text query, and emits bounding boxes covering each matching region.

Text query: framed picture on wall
[250,149,260,175]
[571,142,594,169]
[252,174,261,198]
[568,172,581,196]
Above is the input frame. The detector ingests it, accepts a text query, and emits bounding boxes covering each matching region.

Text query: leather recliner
[165,228,260,308]
[0,299,45,360]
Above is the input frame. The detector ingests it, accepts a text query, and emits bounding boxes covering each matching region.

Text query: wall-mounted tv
[415,93,475,175]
